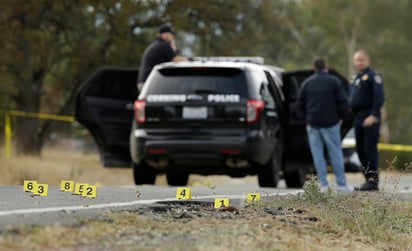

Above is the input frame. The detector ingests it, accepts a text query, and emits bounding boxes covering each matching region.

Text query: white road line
[0,198,167,217]
[0,190,302,217]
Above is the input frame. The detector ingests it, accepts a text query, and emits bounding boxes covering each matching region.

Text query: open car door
[75,67,138,167]
[281,68,352,187]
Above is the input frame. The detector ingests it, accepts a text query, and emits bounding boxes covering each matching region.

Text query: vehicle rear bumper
[130,129,274,173]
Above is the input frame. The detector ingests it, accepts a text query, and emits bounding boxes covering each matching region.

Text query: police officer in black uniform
[137,23,187,89]
[349,50,385,191]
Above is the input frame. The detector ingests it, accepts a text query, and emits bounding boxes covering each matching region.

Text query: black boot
[355,182,379,191]
[356,171,379,191]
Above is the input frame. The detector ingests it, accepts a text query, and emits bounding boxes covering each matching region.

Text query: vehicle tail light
[247,100,264,123]
[148,148,168,154]
[220,149,241,154]
[134,100,146,124]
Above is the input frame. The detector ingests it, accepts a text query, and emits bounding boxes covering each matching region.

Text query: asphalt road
[0,173,411,229]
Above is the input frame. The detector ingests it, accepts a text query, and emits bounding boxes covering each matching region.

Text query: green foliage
[1,0,412,156]
[0,0,163,154]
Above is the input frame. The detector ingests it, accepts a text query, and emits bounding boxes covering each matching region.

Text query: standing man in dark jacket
[137,23,187,89]
[349,50,384,191]
[296,58,353,192]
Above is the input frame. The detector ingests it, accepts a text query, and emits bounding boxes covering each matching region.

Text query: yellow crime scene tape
[8,110,74,122]
[343,142,412,152]
[3,110,412,157]
[378,143,412,152]
[4,113,12,159]
[2,110,75,158]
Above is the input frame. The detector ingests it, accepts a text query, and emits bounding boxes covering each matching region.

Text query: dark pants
[354,115,380,183]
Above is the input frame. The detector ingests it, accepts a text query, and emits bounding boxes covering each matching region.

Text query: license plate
[182,106,207,119]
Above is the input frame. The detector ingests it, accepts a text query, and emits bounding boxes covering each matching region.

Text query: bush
[380,151,412,172]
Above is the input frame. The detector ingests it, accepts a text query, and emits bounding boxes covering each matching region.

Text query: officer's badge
[362,74,368,81]
[354,79,361,88]
[374,74,383,84]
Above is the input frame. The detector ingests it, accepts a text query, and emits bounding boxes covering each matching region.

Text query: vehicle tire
[345,163,362,172]
[283,167,307,188]
[258,146,281,188]
[166,171,189,186]
[133,161,156,185]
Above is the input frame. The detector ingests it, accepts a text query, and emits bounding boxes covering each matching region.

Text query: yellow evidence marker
[23,180,37,193]
[176,187,192,200]
[246,193,261,203]
[82,185,97,198]
[33,183,49,196]
[214,198,230,208]
[60,180,74,192]
[74,183,89,195]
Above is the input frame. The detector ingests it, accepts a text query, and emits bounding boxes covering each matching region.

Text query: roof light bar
[192,57,264,64]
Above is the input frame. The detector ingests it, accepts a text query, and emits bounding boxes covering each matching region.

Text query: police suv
[75,57,352,188]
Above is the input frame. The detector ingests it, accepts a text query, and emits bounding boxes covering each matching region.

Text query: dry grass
[0,148,250,186]
[1,191,411,251]
[0,148,134,186]
[0,148,411,250]
[0,212,378,251]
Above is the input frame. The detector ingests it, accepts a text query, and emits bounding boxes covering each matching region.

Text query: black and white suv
[75,57,352,188]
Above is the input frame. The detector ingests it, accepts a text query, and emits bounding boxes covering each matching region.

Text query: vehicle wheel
[166,171,189,186]
[258,146,281,188]
[283,167,307,188]
[345,163,362,172]
[133,161,156,185]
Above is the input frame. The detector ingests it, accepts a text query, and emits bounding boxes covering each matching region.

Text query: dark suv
[75,58,352,188]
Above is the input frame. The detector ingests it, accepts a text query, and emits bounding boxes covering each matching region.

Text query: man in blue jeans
[296,58,353,192]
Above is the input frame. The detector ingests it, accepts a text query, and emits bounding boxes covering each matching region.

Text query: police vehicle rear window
[146,67,248,97]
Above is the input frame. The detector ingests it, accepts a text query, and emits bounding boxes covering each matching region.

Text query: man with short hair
[137,23,187,87]
[349,50,385,191]
[296,58,353,192]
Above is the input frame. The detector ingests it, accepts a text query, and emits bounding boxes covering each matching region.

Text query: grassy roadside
[0,148,245,186]
[0,148,134,186]
[0,183,411,250]
[0,149,411,250]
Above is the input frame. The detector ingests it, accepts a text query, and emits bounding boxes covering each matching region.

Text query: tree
[0,1,84,155]
[2,0,412,157]
[165,0,298,63]
[0,0,164,155]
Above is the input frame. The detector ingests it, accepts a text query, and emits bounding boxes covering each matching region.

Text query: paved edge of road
[0,190,303,217]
